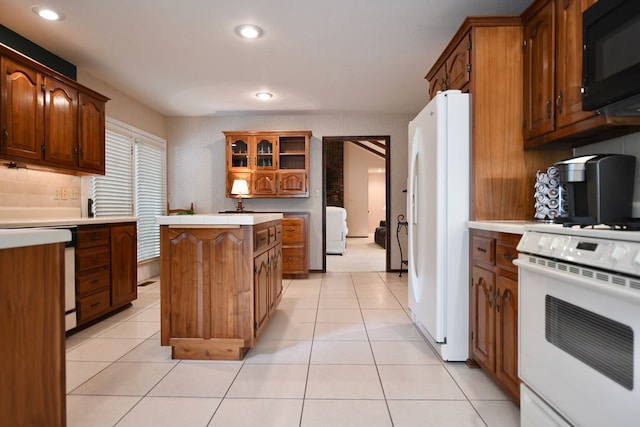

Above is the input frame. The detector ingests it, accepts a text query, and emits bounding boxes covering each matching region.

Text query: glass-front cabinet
[224,130,310,198]
[255,136,276,170]
[229,138,250,169]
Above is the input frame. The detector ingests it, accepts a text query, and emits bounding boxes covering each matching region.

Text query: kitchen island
[0,228,70,427]
[157,213,283,360]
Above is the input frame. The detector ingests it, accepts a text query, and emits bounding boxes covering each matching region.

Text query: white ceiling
[0,0,530,117]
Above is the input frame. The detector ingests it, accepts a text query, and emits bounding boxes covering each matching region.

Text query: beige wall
[368,170,386,232]
[343,143,384,237]
[77,70,168,140]
[166,113,412,271]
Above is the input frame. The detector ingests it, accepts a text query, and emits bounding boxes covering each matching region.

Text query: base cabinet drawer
[283,247,305,272]
[74,222,137,328]
[282,212,309,277]
[76,245,110,272]
[77,227,110,248]
[77,268,110,295]
[77,289,111,323]
[282,219,305,243]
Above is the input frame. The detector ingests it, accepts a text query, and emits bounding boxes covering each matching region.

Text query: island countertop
[0,228,71,250]
[156,213,283,226]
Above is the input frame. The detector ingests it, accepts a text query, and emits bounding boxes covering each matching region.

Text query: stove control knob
[537,236,549,249]
[610,245,628,263]
[550,237,564,253]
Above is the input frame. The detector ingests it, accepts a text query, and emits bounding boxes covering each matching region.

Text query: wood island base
[158,214,283,361]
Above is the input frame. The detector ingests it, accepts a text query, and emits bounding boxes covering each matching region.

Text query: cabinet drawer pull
[476,247,487,253]
[286,228,296,232]
[90,302,101,308]
[502,253,515,261]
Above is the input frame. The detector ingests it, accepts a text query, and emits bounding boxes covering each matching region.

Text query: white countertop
[0,228,71,250]
[0,216,138,228]
[156,213,283,226]
[467,220,551,235]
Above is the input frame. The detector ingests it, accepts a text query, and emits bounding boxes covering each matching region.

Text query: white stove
[515,223,640,427]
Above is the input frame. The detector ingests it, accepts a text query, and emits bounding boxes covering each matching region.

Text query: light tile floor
[66,272,520,427]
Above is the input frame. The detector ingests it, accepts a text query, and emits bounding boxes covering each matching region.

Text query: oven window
[545,295,634,390]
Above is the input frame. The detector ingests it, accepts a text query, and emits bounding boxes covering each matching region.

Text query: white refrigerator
[407,90,469,361]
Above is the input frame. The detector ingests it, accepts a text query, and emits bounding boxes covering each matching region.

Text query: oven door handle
[515,257,640,304]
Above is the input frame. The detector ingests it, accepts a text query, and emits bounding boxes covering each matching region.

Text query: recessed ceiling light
[256,92,273,100]
[32,5,64,21]
[235,24,263,39]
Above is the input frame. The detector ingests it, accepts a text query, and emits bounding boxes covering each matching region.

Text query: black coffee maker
[554,154,636,225]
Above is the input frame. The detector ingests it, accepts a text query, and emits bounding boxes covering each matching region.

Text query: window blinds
[134,139,166,262]
[92,122,166,263]
[92,130,133,216]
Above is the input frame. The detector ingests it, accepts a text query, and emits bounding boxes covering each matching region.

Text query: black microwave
[582,0,640,115]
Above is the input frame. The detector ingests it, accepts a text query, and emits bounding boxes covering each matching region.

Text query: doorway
[322,135,391,272]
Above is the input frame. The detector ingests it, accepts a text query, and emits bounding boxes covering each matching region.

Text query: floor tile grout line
[358,271,401,427]
[296,273,324,427]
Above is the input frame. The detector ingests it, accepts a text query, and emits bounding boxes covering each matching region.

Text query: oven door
[516,255,640,427]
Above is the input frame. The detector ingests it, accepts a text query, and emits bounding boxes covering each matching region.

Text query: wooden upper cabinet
[78,92,106,174]
[426,32,471,99]
[523,0,556,140]
[523,0,640,148]
[0,46,108,174]
[427,63,447,100]
[555,0,598,129]
[446,33,471,92]
[43,75,78,167]
[0,56,44,160]
[224,130,310,198]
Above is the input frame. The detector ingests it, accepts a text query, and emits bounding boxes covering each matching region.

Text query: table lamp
[231,179,249,211]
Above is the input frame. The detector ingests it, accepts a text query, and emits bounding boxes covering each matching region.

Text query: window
[91,119,166,263]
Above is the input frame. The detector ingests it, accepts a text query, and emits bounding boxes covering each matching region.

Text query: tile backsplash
[574,130,640,215]
[0,166,82,208]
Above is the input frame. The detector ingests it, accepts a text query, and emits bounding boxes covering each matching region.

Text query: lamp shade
[231,179,249,195]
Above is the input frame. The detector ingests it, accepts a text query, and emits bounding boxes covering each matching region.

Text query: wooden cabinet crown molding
[223,130,312,138]
[425,16,522,83]
[0,43,109,102]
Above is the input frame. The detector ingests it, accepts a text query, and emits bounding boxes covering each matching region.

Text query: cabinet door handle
[556,91,563,114]
[2,127,7,144]
[546,98,552,118]
[502,253,515,262]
